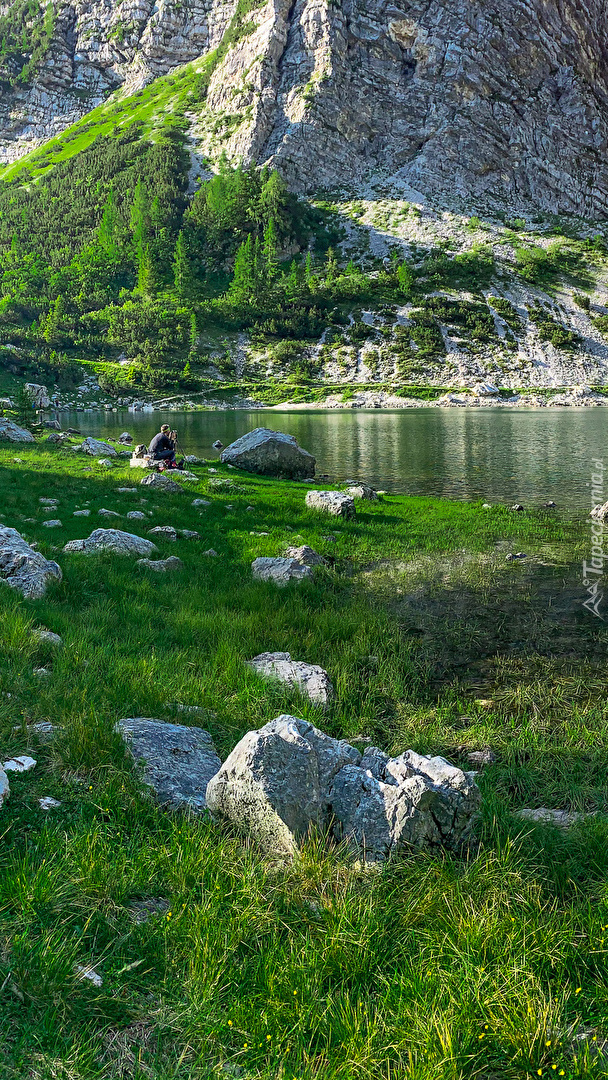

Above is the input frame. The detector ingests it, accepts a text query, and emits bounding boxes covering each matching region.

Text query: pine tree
[397,261,414,297]
[262,218,278,286]
[230,234,255,303]
[137,243,158,297]
[97,188,120,261]
[173,230,193,298]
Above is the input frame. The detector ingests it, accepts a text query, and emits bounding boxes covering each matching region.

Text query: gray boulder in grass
[248,652,334,708]
[0,528,62,598]
[220,428,315,480]
[0,766,9,809]
[80,437,118,457]
[117,718,221,811]
[252,557,313,585]
[205,716,480,862]
[140,473,182,493]
[0,419,35,443]
[63,529,158,557]
[305,491,356,518]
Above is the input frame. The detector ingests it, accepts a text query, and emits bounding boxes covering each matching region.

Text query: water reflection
[56,406,606,510]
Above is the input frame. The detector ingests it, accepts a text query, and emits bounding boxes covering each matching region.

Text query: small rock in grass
[140,474,182,493]
[506,552,527,561]
[42,519,62,528]
[203,548,219,557]
[117,487,137,493]
[516,808,594,828]
[73,509,91,517]
[466,748,496,768]
[116,717,221,812]
[39,498,59,507]
[208,468,217,474]
[63,529,158,557]
[128,898,170,924]
[225,504,233,510]
[192,498,211,507]
[252,557,313,585]
[97,458,114,468]
[0,767,9,808]
[127,511,146,520]
[250,531,269,536]
[75,965,103,988]
[284,545,326,567]
[148,526,177,541]
[31,721,56,740]
[246,506,255,512]
[345,483,378,500]
[3,755,36,773]
[248,652,334,708]
[322,535,337,542]
[33,666,50,677]
[98,508,121,518]
[39,796,61,810]
[482,503,492,509]
[179,529,199,539]
[511,504,524,512]
[136,556,184,572]
[305,491,356,518]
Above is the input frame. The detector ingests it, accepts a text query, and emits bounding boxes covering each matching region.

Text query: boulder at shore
[205,716,480,862]
[117,718,221,812]
[220,428,315,480]
[305,491,356,518]
[0,527,62,598]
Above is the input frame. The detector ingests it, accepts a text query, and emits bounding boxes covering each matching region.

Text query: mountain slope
[1,0,608,215]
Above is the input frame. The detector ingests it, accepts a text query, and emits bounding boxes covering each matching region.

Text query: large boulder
[117,718,221,812]
[24,383,50,408]
[205,716,480,862]
[140,473,182,493]
[0,528,62,598]
[248,652,334,708]
[305,491,356,518]
[220,428,315,479]
[0,419,35,443]
[63,529,158,557]
[252,557,314,585]
[79,437,117,457]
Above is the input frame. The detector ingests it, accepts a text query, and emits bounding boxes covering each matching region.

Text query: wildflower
[478,1034,485,1040]
[243,1043,248,1049]
[537,1071,542,1076]
[575,987,581,994]
[166,911,172,919]
[293,989,298,995]
[545,1041,551,1047]
[266,1035,271,1041]
[228,1020,233,1027]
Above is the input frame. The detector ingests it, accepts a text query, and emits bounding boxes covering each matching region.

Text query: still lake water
[58,407,607,512]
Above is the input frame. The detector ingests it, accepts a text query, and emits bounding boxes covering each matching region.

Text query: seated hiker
[148,425,181,466]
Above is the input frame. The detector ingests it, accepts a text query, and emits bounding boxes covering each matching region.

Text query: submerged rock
[305,491,356,518]
[117,718,221,812]
[206,716,480,862]
[63,529,158,557]
[220,428,315,479]
[248,652,334,708]
[0,527,62,598]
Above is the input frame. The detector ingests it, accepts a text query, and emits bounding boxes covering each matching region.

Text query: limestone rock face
[248,652,334,707]
[205,715,480,861]
[3,0,608,217]
[63,529,158,556]
[24,383,50,408]
[0,527,62,598]
[0,419,35,443]
[221,428,315,479]
[117,718,221,811]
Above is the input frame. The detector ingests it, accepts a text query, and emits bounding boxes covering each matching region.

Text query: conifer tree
[173,230,193,298]
[97,188,120,261]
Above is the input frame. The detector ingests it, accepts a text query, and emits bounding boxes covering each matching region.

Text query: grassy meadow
[0,441,607,1079]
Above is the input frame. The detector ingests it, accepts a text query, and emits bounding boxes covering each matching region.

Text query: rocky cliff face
[2,0,608,216]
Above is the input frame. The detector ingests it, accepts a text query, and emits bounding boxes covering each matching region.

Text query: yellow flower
[293,990,298,996]
[537,1071,542,1076]
[243,1043,248,1049]
[478,1034,485,1040]
[228,1020,233,1027]
[545,1041,551,1047]
[575,987,581,994]
[266,1035,271,1041]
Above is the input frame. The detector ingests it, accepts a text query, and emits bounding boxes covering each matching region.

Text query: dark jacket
[149,432,174,457]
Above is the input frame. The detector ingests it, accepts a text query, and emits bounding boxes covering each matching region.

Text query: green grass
[0,442,607,1078]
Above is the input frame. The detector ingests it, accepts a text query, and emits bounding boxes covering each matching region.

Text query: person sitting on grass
[148,425,184,469]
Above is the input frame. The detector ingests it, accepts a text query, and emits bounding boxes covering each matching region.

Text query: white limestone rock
[0,527,62,598]
[248,652,334,708]
[63,529,158,557]
[117,718,221,812]
[305,491,356,518]
[251,557,314,585]
[0,419,35,443]
[206,716,480,862]
[220,428,315,479]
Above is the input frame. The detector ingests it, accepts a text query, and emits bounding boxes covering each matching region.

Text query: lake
[57,406,607,512]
